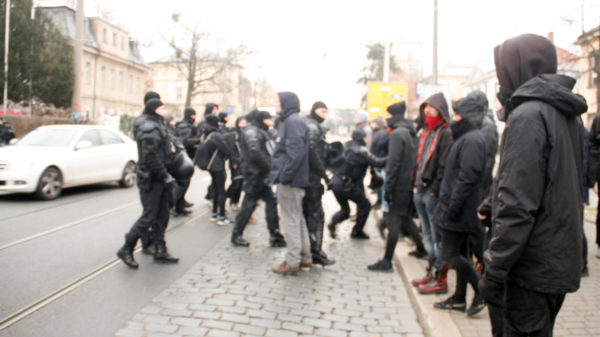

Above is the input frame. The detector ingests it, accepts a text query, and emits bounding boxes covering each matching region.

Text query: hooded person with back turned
[479,34,587,337]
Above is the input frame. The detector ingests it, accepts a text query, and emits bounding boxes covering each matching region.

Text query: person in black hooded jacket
[231,110,286,247]
[478,34,587,337]
[203,114,233,225]
[176,107,201,159]
[116,98,179,268]
[327,128,387,240]
[198,103,219,201]
[368,101,420,272]
[432,92,487,317]
[302,101,335,266]
[225,116,246,210]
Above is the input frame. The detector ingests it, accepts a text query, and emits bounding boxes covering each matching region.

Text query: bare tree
[356,42,399,108]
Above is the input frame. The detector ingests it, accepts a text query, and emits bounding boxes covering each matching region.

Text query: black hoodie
[485,34,588,294]
[269,92,310,187]
[133,98,170,181]
[385,115,417,201]
[176,107,201,158]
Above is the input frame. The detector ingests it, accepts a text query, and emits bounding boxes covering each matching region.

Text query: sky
[40,0,600,110]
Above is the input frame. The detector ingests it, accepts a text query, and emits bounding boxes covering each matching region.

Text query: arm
[280,118,309,184]
[307,125,328,180]
[384,131,404,193]
[486,109,547,282]
[245,129,271,172]
[139,130,169,180]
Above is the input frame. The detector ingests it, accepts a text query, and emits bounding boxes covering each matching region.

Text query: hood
[204,103,218,116]
[507,74,588,118]
[387,115,416,137]
[143,91,160,104]
[278,92,300,120]
[310,101,327,123]
[143,98,164,116]
[494,34,557,100]
[452,90,488,128]
[184,107,196,120]
[419,93,450,123]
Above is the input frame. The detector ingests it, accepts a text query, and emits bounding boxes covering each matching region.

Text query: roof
[577,25,600,44]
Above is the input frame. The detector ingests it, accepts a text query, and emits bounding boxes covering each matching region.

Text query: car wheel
[119,161,136,188]
[35,167,63,200]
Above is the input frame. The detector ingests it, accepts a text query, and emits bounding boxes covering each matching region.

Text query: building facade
[577,26,600,124]
[41,6,150,124]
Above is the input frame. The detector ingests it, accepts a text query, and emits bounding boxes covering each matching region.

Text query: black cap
[143,98,164,115]
[387,101,406,117]
[144,91,160,104]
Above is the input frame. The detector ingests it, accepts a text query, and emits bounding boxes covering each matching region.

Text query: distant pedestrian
[270,92,311,275]
[116,97,179,268]
[368,101,418,272]
[225,116,246,210]
[479,34,587,336]
[0,116,16,146]
[432,91,487,317]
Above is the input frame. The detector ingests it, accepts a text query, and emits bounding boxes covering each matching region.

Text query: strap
[207,148,219,170]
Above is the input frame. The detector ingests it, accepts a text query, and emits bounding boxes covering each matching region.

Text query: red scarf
[415,122,447,177]
[425,115,443,131]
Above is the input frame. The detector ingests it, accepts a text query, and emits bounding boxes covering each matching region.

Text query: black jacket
[225,126,243,170]
[588,114,600,186]
[435,118,486,234]
[480,115,499,197]
[133,113,172,182]
[370,120,387,157]
[416,93,453,196]
[487,34,587,294]
[269,92,310,188]
[340,140,387,186]
[0,123,15,146]
[202,124,232,172]
[385,116,417,195]
[305,116,328,185]
[175,117,201,158]
[240,123,271,183]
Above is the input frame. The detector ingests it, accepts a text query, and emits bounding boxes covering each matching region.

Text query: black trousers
[233,179,280,238]
[210,170,226,217]
[174,178,191,211]
[226,167,244,205]
[330,177,371,234]
[385,191,423,260]
[503,281,565,337]
[127,181,170,246]
[303,182,325,255]
[441,229,480,301]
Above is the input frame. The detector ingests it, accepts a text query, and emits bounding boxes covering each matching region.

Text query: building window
[129,74,133,94]
[84,62,91,85]
[136,76,140,95]
[591,51,599,88]
[110,69,115,89]
[121,36,125,51]
[176,87,183,100]
[103,28,107,43]
[100,66,105,88]
[119,71,124,91]
[112,32,117,47]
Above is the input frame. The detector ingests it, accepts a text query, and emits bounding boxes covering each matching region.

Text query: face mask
[424,115,443,130]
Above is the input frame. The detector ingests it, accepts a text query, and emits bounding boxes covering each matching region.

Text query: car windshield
[16,128,78,147]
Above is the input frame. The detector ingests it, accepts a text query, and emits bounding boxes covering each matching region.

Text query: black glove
[164,175,178,202]
[384,189,392,204]
[478,274,504,308]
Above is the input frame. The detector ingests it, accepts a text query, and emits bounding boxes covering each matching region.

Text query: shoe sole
[153,259,179,264]
[418,288,449,295]
[466,304,486,316]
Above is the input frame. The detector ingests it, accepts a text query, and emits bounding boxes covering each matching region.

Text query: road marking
[0,201,139,251]
[0,208,209,331]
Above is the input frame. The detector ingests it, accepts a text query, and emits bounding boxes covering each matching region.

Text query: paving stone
[171,317,201,327]
[177,326,208,336]
[233,324,266,335]
[115,328,144,337]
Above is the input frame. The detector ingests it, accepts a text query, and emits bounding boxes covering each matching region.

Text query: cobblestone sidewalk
[114,203,425,337]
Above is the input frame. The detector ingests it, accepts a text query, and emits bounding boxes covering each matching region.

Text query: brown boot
[272,261,300,275]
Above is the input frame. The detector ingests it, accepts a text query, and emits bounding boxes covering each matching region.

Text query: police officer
[173,107,201,213]
[303,101,335,266]
[231,110,286,247]
[328,128,387,239]
[116,97,179,268]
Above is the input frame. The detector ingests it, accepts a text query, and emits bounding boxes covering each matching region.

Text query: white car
[0,124,138,200]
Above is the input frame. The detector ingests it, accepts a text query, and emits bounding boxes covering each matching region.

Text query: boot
[327,222,337,239]
[116,234,139,269]
[312,250,335,266]
[153,242,179,264]
[270,231,287,247]
[231,234,250,247]
[418,264,450,294]
[142,241,156,255]
[411,257,436,287]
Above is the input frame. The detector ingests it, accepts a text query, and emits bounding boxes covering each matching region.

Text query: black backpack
[194,133,219,170]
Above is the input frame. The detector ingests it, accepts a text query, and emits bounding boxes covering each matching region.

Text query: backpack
[193,133,219,170]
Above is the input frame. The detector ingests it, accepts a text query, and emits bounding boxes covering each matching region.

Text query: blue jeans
[377,168,389,213]
[413,188,443,268]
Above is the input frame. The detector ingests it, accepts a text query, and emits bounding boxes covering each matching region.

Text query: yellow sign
[367,82,408,120]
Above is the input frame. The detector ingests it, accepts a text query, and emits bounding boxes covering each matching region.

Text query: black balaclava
[143,98,164,116]
[310,101,328,123]
[254,110,272,131]
[494,34,557,109]
[218,112,229,125]
[452,90,487,128]
[235,116,246,129]
[205,114,219,128]
[386,101,406,128]
[144,91,160,105]
[205,103,218,116]
[277,92,300,119]
[184,107,196,121]
[352,128,367,145]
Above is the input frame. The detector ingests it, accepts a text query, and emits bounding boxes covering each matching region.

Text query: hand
[477,212,488,221]
[478,274,504,308]
[384,189,392,204]
[164,175,178,201]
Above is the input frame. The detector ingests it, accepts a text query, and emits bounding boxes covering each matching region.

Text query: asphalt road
[0,169,230,337]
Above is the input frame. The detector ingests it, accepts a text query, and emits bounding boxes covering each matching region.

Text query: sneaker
[367,259,393,272]
[408,249,428,259]
[433,296,466,312]
[351,231,370,240]
[466,294,486,317]
[218,216,231,226]
[411,272,435,287]
[272,261,300,275]
[210,213,218,222]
